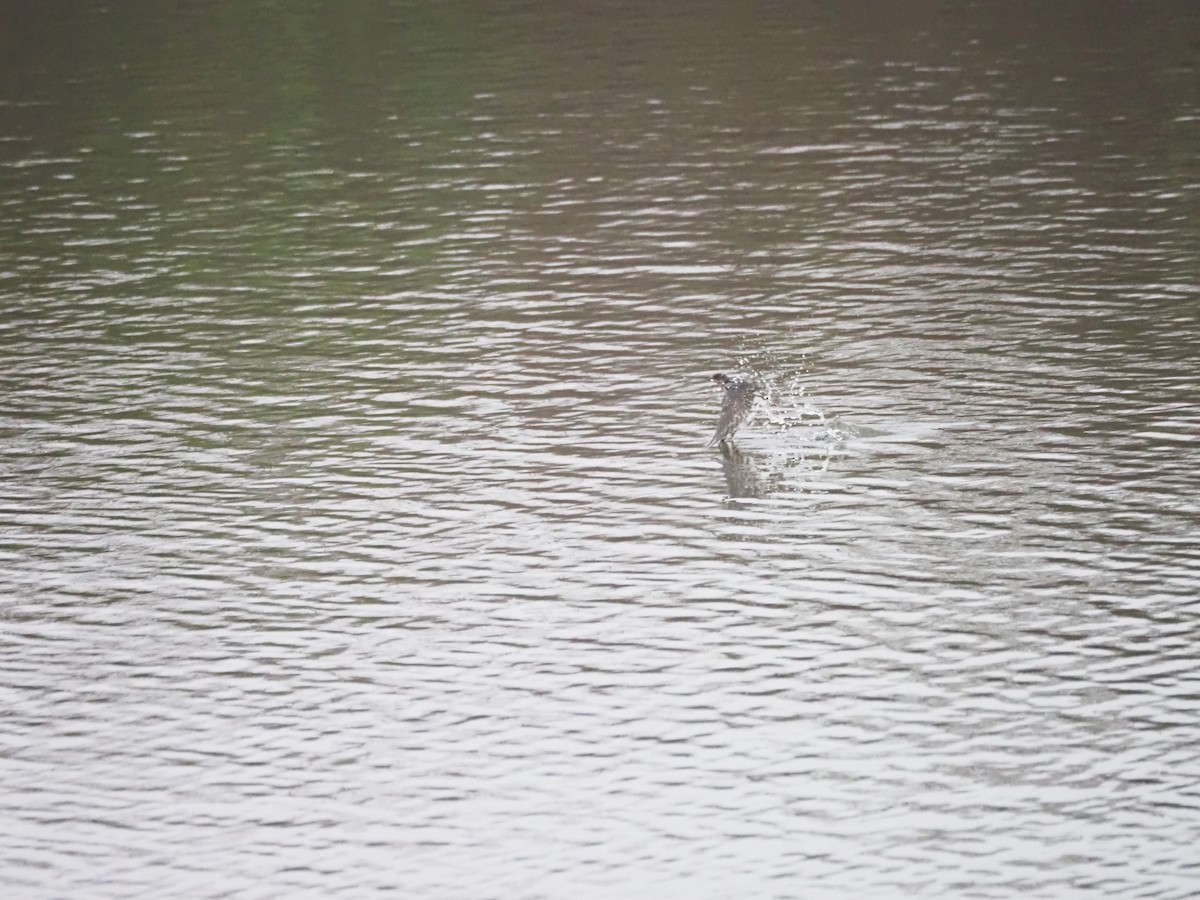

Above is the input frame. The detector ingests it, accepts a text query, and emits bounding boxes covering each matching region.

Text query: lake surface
[2,1,1199,897]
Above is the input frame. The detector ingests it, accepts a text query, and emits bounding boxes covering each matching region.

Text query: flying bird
[708,372,759,446]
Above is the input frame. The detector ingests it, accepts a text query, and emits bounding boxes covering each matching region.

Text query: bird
[708,372,759,446]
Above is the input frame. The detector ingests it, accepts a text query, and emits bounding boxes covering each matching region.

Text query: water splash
[726,361,846,446]
[712,361,848,499]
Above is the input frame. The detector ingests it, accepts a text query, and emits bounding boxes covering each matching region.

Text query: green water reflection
[0,0,513,306]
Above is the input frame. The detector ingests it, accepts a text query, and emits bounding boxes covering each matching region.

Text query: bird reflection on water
[717,441,773,499]
[718,438,841,502]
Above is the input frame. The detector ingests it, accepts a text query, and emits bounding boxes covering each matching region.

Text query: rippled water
[3,2,1199,897]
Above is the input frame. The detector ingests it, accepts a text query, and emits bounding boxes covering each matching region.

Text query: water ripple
[3,2,1200,898]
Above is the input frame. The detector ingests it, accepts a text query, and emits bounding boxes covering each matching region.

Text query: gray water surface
[2,2,1199,898]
